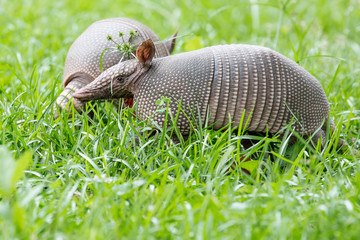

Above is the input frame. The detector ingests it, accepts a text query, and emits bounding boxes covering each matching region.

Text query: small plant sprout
[102,30,141,96]
[100,30,140,71]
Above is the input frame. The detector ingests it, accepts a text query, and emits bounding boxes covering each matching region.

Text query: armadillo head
[73,39,156,102]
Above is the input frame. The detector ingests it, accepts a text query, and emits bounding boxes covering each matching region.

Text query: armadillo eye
[117,77,124,83]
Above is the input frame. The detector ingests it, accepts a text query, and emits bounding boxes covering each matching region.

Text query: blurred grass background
[0,0,360,239]
[1,0,360,110]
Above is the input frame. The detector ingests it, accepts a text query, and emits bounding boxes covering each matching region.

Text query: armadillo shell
[63,17,171,88]
[55,18,171,119]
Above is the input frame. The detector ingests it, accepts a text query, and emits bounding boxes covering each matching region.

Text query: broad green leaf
[0,146,16,195]
[239,160,260,173]
[0,146,31,196]
[12,151,31,189]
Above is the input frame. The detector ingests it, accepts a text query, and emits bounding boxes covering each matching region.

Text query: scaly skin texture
[137,45,329,136]
[55,18,175,118]
[74,40,330,146]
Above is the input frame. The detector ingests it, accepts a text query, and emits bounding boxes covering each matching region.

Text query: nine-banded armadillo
[55,18,176,118]
[73,39,331,146]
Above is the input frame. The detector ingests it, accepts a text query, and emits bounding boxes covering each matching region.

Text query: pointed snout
[73,87,96,101]
[73,77,110,101]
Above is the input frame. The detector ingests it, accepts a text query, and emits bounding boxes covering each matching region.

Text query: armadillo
[55,18,176,118]
[73,39,332,146]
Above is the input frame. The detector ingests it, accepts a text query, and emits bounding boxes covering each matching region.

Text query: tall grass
[0,0,359,238]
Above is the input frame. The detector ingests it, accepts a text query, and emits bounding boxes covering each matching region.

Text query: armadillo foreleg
[54,72,94,119]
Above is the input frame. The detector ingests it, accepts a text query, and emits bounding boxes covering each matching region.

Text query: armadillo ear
[136,38,155,67]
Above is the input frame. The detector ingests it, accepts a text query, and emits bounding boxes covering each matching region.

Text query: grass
[0,0,360,239]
